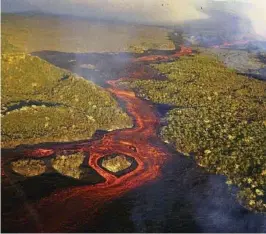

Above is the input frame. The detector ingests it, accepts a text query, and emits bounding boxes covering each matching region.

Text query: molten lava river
[2,47,193,232]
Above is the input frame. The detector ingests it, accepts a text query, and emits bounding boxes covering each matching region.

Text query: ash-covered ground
[199,46,266,81]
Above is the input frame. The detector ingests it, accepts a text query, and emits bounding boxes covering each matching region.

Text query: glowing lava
[3,46,193,232]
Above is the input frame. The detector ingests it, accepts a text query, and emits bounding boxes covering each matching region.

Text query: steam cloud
[244,0,266,37]
[3,0,266,37]
[25,0,209,24]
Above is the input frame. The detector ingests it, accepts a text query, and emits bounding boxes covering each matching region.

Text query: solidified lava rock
[11,159,46,177]
[101,154,133,173]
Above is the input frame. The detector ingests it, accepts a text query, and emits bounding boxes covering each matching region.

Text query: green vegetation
[11,159,46,177]
[130,54,266,212]
[10,153,93,180]
[2,13,174,53]
[1,37,22,54]
[102,154,132,173]
[128,41,174,54]
[1,40,132,148]
[51,153,88,179]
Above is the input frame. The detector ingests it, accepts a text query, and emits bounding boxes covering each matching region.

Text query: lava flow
[133,46,192,62]
[4,47,193,232]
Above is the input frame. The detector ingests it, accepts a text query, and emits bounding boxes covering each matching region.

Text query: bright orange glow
[8,47,192,232]
[24,149,55,157]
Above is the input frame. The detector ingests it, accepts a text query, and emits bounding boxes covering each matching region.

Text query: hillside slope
[1,13,175,53]
[1,41,132,148]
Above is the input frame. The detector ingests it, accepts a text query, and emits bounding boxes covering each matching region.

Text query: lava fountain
[2,47,193,232]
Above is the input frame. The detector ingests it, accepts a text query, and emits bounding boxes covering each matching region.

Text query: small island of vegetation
[102,154,133,173]
[11,159,46,177]
[51,152,88,179]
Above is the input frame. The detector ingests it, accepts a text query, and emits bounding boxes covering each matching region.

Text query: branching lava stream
[3,46,193,232]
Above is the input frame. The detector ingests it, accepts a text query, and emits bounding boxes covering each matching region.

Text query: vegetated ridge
[130,54,266,212]
[1,39,132,148]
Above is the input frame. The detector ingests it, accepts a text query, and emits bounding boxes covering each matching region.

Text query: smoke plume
[3,0,266,38]
[3,0,209,24]
[245,0,266,37]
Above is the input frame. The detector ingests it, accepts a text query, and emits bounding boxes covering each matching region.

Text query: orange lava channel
[9,47,193,232]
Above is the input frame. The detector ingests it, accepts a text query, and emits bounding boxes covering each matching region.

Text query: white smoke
[245,0,266,38]
[3,0,266,38]
[211,0,266,38]
[24,0,209,24]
